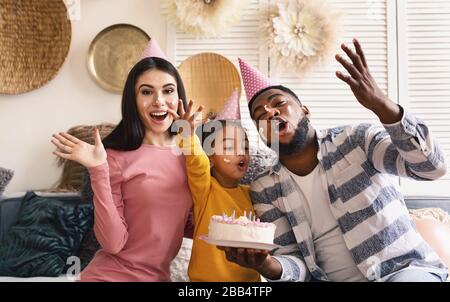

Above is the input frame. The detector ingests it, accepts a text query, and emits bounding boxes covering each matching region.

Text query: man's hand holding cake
[212,211,282,281]
[218,246,283,281]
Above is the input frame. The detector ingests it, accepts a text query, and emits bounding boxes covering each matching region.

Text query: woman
[51,45,194,281]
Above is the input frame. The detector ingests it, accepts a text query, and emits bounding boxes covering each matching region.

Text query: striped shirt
[250,108,449,282]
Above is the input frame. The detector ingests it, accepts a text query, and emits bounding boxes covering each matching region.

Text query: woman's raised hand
[51,128,107,169]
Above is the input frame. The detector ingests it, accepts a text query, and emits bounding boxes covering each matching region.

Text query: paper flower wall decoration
[263,0,341,74]
[161,0,250,38]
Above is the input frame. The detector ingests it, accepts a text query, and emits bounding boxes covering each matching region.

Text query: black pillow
[80,169,94,203]
[0,192,93,277]
[77,170,101,269]
[78,227,101,270]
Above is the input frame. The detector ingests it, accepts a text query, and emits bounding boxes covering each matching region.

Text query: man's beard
[270,117,312,156]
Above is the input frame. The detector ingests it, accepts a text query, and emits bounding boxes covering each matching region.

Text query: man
[221,39,448,282]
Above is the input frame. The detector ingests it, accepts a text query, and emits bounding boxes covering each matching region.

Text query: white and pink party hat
[238,57,276,102]
[216,89,240,120]
[139,38,167,60]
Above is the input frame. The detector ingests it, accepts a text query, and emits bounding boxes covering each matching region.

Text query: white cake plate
[199,235,279,251]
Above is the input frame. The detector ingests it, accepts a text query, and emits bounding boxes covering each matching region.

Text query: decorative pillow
[170,238,193,282]
[0,192,93,277]
[410,209,450,281]
[239,119,278,185]
[77,227,101,270]
[80,169,94,203]
[409,208,450,229]
[0,167,14,197]
[240,146,277,185]
[76,170,101,269]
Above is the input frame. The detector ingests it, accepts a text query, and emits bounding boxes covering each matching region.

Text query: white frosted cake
[208,212,276,245]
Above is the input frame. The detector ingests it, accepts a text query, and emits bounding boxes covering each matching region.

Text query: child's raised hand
[169,99,208,136]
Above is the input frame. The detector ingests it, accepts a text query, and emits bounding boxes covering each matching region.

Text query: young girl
[173,99,261,282]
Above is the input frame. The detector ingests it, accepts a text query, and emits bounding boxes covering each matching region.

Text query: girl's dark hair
[196,120,247,154]
[102,57,187,151]
[248,85,302,118]
[198,120,241,143]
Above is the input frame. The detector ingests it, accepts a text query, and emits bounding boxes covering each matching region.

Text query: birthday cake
[208,211,276,245]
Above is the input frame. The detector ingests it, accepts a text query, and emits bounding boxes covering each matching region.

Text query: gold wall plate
[87,24,150,94]
[0,0,71,95]
[178,53,242,119]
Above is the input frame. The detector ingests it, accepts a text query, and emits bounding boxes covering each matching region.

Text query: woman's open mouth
[150,111,169,123]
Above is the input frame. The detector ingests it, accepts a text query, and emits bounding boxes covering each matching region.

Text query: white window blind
[271,0,396,130]
[167,0,270,151]
[398,0,450,195]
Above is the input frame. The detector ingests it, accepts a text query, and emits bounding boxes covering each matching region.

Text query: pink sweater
[79,144,193,282]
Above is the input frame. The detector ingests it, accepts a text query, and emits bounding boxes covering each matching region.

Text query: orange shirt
[180,135,260,282]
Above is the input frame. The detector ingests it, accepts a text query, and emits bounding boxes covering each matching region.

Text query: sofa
[0,190,449,282]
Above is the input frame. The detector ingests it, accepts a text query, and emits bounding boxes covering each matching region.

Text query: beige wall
[0,0,166,194]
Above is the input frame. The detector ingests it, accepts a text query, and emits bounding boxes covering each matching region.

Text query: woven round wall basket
[178,53,242,119]
[0,0,72,95]
[87,24,150,94]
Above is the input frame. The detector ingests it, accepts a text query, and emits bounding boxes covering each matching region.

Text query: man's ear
[302,105,311,118]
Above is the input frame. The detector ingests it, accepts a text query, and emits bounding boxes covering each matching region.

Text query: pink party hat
[139,38,167,60]
[238,57,276,102]
[216,89,240,120]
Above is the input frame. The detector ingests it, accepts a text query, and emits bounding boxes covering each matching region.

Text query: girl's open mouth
[150,111,168,123]
[237,159,248,171]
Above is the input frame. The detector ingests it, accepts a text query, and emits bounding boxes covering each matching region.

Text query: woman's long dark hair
[102,57,187,151]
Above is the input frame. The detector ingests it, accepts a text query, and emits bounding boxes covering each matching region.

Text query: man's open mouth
[150,111,168,122]
[271,118,288,134]
[278,121,287,131]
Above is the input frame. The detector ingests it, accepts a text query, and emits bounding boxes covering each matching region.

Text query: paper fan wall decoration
[263,0,342,74]
[161,0,249,38]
